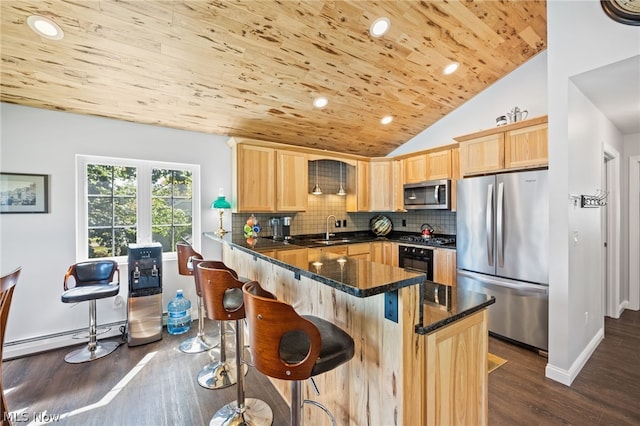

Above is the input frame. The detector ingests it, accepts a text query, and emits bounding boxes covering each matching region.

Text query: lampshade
[212,196,231,209]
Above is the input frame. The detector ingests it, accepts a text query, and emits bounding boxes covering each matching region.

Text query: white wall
[623,136,640,310]
[390,51,548,155]
[546,0,640,385]
[0,103,231,357]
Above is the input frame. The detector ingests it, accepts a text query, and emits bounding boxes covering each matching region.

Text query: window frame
[76,155,201,262]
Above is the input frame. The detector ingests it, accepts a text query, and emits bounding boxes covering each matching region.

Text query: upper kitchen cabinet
[352,158,404,213]
[456,116,548,177]
[346,161,370,212]
[426,149,452,180]
[233,142,276,212]
[276,150,308,211]
[230,138,307,212]
[457,133,504,176]
[393,160,405,212]
[504,122,548,170]
[403,148,454,183]
[369,159,393,212]
[450,147,459,212]
[404,154,428,183]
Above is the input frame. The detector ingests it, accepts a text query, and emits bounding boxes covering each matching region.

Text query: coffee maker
[283,217,292,240]
[269,217,283,240]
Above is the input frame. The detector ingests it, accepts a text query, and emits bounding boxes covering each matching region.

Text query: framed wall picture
[0,173,49,213]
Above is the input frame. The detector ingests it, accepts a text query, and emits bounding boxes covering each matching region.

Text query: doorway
[603,145,621,318]
[629,155,640,311]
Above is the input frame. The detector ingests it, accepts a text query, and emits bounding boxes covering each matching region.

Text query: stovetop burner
[398,235,456,247]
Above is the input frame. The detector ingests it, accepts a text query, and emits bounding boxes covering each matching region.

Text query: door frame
[603,144,621,318]
[629,155,640,311]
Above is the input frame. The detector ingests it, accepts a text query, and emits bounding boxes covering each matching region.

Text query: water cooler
[127,243,163,347]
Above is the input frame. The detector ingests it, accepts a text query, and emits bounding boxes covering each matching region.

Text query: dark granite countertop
[204,232,426,298]
[211,230,456,251]
[417,281,495,335]
[204,232,493,335]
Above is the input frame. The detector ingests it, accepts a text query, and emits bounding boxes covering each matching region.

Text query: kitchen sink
[311,238,353,245]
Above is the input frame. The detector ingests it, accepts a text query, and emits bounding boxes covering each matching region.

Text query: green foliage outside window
[86,164,193,258]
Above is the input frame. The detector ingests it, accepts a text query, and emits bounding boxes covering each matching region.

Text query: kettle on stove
[420,223,434,239]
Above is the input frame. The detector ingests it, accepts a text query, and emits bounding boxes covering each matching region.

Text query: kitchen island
[206,233,494,425]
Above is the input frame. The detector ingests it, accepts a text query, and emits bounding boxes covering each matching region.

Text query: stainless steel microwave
[403,179,451,210]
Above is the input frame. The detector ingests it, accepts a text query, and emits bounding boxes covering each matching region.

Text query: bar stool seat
[176,243,218,353]
[61,260,121,363]
[242,281,355,426]
[281,315,355,377]
[197,264,272,426]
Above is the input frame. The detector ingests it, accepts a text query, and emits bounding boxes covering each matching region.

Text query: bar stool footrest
[303,400,336,426]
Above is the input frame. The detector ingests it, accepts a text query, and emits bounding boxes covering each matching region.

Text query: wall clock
[601,0,640,25]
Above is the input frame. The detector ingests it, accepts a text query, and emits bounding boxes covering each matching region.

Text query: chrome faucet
[326,215,336,241]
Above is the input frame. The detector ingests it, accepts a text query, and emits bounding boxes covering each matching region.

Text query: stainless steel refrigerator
[456,169,549,351]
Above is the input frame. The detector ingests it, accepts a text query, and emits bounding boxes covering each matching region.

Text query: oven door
[398,246,433,280]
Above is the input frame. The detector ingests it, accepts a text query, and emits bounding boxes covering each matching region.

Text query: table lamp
[211,188,231,237]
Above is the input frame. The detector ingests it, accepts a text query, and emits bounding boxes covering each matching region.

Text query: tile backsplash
[232,158,456,237]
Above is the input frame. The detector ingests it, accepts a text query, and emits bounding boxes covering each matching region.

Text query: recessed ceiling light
[443,62,460,75]
[27,15,64,40]
[381,115,393,125]
[370,17,390,38]
[313,97,328,108]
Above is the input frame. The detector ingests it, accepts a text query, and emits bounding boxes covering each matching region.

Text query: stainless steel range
[397,235,456,247]
[398,245,433,277]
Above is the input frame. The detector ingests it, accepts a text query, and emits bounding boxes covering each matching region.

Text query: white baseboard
[3,310,203,360]
[617,300,629,317]
[545,327,604,386]
[3,321,127,360]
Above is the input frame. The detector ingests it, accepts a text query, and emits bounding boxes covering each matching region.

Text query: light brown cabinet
[231,140,308,212]
[420,310,488,425]
[371,241,393,265]
[433,248,456,286]
[308,245,348,257]
[347,242,371,260]
[404,154,428,183]
[504,122,548,170]
[346,161,370,212]
[234,143,276,212]
[275,248,308,269]
[450,147,459,212]
[458,133,505,176]
[369,160,394,212]
[426,149,452,180]
[404,149,453,183]
[456,116,548,177]
[393,160,405,212]
[276,150,308,211]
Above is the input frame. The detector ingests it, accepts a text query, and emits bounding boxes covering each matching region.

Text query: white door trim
[603,144,621,318]
[629,155,640,311]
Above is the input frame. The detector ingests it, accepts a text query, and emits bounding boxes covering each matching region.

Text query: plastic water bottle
[167,289,191,335]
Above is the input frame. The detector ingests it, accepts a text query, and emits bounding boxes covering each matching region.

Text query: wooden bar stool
[1,267,21,421]
[176,242,218,353]
[197,263,273,425]
[242,281,355,426]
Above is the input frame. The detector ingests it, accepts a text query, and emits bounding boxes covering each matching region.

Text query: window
[77,156,200,260]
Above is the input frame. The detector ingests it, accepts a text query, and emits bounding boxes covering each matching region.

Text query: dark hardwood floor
[489,309,640,426]
[2,309,639,425]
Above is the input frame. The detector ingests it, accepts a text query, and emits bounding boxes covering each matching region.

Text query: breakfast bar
[206,233,494,425]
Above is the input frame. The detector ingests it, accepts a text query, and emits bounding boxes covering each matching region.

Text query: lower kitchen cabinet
[347,242,371,260]
[371,241,393,265]
[275,248,308,269]
[434,248,456,286]
[309,246,348,257]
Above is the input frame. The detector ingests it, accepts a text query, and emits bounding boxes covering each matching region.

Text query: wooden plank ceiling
[0,1,546,157]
